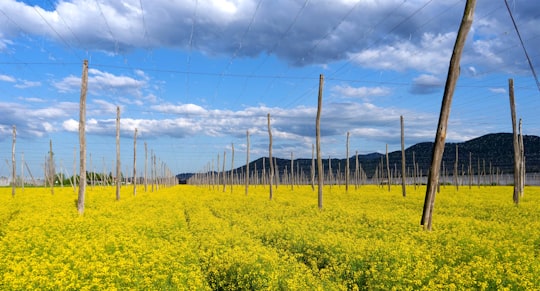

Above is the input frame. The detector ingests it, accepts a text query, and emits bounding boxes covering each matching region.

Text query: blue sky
[0,0,539,177]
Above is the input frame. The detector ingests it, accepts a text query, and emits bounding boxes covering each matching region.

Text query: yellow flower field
[0,184,539,290]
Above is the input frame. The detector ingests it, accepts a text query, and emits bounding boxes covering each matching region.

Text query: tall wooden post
[268,113,274,200]
[144,142,148,192]
[245,130,250,195]
[345,132,350,192]
[400,116,406,197]
[519,118,525,195]
[385,144,391,191]
[11,125,16,197]
[78,59,88,214]
[133,128,138,196]
[421,0,476,230]
[49,139,55,195]
[116,106,121,200]
[316,74,324,209]
[289,152,294,189]
[230,143,234,193]
[509,78,520,204]
[222,151,227,192]
[355,150,359,190]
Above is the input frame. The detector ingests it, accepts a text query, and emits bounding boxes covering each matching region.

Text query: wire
[504,0,540,94]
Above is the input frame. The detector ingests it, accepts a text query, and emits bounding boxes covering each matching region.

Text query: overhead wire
[503,0,540,94]
[212,0,265,105]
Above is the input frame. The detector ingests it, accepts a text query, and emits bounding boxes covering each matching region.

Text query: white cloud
[410,74,444,95]
[332,84,391,99]
[0,74,16,82]
[489,87,506,94]
[348,32,456,74]
[53,68,147,98]
[15,80,41,89]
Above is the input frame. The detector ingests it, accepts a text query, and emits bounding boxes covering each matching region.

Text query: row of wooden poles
[5,60,176,215]
[7,128,175,193]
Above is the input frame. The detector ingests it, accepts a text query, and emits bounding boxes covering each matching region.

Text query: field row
[0,185,539,289]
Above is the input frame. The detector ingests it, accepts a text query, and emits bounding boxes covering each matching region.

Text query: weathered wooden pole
[116,106,121,200]
[421,0,476,230]
[268,113,274,200]
[133,128,138,196]
[245,130,250,195]
[509,78,520,204]
[144,142,148,192]
[289,152,294,190]
[230,143,234,193]
[400,115,406,197]
[346,131,350,192]
[316,74,324,209]
[355,150,359,190]
[222,150,227,192]
[519,118,525,195]
[49,139,55,195]
[385,144,391,191]
[78,59,88,214]
[11,125,16,197]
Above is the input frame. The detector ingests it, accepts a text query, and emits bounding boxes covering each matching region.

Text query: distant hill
[177,133,540,181]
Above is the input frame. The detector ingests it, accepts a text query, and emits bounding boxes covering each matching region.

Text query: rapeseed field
[0,184,538,290]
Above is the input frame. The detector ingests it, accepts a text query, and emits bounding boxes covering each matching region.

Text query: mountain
[178,133,540,181]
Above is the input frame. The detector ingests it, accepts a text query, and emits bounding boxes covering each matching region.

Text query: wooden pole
[245,130,250,195]
[346,132,350,192]
[78,59,88,214]
[421,0,476,230]
[230,143,234,193]
[519,118,525,195]
[49,139,55,195]
[290,152,294,190]
[355,150,359,190]
[116,106,121,200]
[133,128,138,196]
[400,115,406,197]
[509,78,520,204]
[268,113,274,200]
[144,142,148,192]
[316,74,324,209]
[222,150,227,192]
[11,125,16,197]
[385,144,391,192]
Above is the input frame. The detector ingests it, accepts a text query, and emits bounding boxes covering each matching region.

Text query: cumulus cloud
[332,84,391,99]
[0,0,535,73]
[0,74,16,82]
[348,32,456,74]
[0,101,77,137]
[410,74,444,95]
[53,68,148,98]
